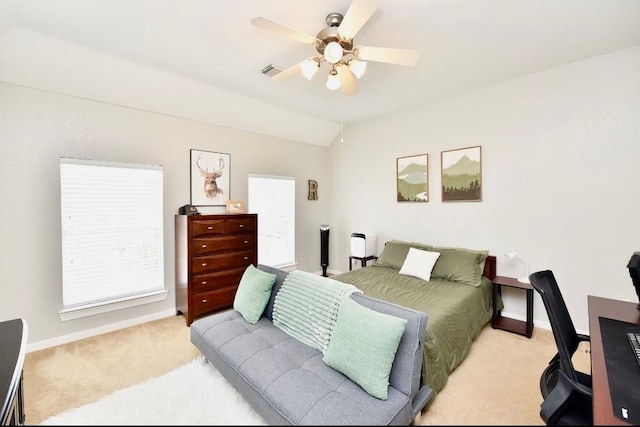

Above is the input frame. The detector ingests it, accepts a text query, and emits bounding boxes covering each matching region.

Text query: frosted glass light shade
[348,59,367,79]
[326,69,341,90]
[300,59,319,80]
[324,41,343,64]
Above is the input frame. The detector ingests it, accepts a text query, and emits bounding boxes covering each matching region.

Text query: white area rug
[41,356,267,425]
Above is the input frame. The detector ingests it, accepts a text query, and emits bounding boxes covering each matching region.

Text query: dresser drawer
[191,250,254,275]
[226,217,256,234]
[190,267,246,292]
[191,287,238,317]
[191,219,226,237]
[191,234,255,256]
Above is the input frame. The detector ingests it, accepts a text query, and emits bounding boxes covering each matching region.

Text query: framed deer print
[190,149,230,206]
[441,145,482,202]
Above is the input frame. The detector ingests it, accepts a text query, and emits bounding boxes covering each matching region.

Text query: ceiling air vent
[261,64,282,77]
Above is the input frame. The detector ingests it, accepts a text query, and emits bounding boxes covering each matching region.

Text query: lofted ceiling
[1,0,640,146]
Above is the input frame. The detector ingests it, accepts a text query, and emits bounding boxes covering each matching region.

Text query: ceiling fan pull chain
[341,92,344,143]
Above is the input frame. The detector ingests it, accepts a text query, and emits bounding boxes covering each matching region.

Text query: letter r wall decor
[190,149,231,206]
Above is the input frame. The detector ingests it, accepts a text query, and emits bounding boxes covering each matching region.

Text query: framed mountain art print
[441,145,482,202]
[396,154,428,202]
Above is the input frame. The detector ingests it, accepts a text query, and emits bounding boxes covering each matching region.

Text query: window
[248,174,295,269]
[59,158,166,320]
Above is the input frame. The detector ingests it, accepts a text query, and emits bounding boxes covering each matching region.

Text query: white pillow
[399,247,440,281]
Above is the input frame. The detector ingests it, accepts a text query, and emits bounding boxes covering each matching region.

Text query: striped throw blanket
[272,270,361,353]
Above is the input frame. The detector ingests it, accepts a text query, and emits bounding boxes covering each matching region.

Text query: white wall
[327,46,640,333]
[2,42,638,348]
[0,82,329,348]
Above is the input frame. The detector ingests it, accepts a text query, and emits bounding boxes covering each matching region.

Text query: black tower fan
[320,223,330,277]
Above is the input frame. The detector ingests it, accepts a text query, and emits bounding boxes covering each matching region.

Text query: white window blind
[60,158,166,320]
[248,174,295,268]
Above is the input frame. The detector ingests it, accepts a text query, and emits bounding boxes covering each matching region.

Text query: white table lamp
[505,252,530,284]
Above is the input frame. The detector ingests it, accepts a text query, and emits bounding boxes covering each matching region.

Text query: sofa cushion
[323,295,408,400]
[233,264,277,324]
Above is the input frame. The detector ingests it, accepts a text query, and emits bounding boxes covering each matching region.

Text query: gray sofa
[190,264,433,425]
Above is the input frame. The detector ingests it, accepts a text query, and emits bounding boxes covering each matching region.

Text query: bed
[331,240,498,395]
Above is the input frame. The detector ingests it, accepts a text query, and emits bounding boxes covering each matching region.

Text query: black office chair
[529,270,593,425]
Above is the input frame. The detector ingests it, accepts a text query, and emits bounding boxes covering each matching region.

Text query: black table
[348,255,378,271]
[0,319,27,426]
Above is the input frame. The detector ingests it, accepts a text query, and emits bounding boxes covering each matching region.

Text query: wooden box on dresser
[175,213,257,326]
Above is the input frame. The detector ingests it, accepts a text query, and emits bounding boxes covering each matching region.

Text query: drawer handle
[239,224,244,228]
[202,262,207,267]
[244,256,249,260]
[244,240,248,244]
[202,244,207,248]
[202,299,208,303]
[201,281,207,285]
[207,226,213,230]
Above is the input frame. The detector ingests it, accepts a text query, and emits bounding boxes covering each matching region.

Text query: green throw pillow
[373,240,433,270]
[233,264,276,324]
[430,247,488,287]
[323,295,408,400]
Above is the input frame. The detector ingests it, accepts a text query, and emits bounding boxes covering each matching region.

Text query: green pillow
[323,296,407,400]
[233,265,276,324]
[430,247,488,287]
[373,240,433,270]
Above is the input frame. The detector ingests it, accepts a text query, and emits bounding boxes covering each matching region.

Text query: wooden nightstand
[492,275,534,338]
[348,255,378,271]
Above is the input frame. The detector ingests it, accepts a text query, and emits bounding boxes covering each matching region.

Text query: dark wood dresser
[175,214,257,326]
[0,318,27,426]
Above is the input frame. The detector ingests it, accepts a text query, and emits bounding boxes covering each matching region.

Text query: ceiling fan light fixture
[326,68,341,90]
[252,0,420,95]
[348,59,367,79]
[324,41,343,64]
[300,58,320,80]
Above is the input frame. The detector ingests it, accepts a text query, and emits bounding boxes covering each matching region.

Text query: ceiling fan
[251,0,420,96]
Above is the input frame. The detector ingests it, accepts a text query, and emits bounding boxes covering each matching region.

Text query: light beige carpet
[23,315,590,425]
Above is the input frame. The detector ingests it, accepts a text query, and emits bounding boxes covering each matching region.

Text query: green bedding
[331,264,494,393]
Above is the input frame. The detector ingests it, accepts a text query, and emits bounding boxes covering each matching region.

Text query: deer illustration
[196,154,225,198]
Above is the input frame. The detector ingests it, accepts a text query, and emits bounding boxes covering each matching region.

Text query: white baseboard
[26,308,177,353]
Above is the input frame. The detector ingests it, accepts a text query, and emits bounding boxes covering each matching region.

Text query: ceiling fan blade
[337,0,379,40]
[339,65,358,96]
[272,61,304,81]
[251,16,319,45]
[354,46,420,66]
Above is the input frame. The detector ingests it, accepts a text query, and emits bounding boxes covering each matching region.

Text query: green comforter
[331,264,493,393]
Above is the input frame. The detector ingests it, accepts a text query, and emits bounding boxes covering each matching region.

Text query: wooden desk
[588,295,640,425]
